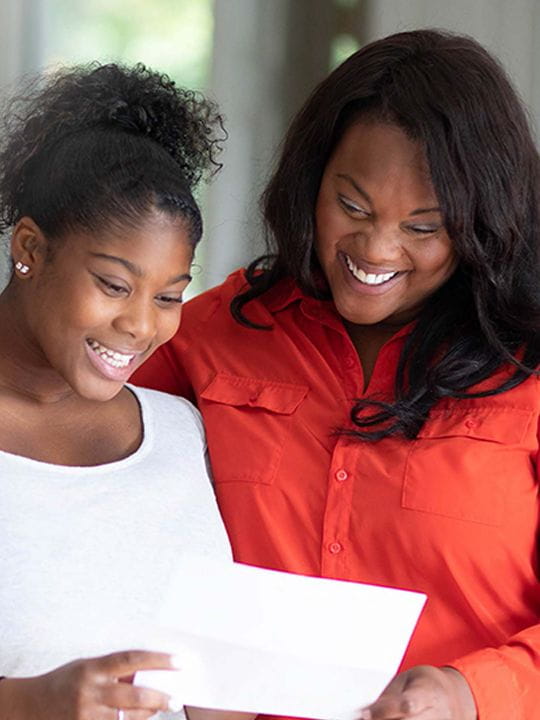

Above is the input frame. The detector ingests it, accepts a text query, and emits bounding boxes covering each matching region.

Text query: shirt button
[329,542,342,554]
[465,419,477,429]
[335,469,348,482]
[344,355,356,369]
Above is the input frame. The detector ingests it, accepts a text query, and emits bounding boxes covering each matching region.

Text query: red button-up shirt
[133,270,540,720]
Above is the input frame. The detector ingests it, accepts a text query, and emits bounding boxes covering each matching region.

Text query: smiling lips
[344,253,399,286]
[86,339,136,369]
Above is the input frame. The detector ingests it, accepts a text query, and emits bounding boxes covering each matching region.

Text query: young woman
[0,63,234,720]
[134,30,540,720]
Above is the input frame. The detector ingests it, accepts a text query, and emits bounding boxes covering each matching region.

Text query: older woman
[134,30,540,720]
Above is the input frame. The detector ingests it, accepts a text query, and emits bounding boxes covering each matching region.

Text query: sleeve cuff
[448,648,522,720]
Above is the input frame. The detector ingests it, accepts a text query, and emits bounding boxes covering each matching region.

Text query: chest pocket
[199,373,308,484]
[402,408,534,526]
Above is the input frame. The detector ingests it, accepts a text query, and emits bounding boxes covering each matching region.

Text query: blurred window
[43,0,213,88]
[41,0,215,297]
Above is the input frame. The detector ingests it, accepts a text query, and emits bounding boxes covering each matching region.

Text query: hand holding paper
[136,557,426,720]
[360,665,477,720]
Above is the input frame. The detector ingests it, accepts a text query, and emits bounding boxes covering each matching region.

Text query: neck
[343,319,408,346]
[343,321,410,391]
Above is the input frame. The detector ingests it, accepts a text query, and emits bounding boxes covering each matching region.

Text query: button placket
[321,439,355,575]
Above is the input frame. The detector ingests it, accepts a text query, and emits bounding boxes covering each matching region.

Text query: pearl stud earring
[15,261,30,274]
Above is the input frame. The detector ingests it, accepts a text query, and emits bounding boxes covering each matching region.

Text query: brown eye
[155,295,183,307]
[409,225,441,235]
[96,276,129,296]
[338,195,369,216]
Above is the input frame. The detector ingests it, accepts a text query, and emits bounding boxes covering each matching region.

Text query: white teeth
[344,255,398,285]
[87,339,135,369]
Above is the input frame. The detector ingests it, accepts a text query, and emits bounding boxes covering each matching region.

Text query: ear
[11,217,49,277]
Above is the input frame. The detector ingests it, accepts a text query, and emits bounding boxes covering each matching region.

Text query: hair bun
[107,99,154,135]
[0,61,225,226]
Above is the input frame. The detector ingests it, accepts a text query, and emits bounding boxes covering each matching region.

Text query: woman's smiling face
[16,210,193,401]
[314,121,457,328]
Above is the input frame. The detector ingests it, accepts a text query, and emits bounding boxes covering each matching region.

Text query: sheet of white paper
[135,556,426,720]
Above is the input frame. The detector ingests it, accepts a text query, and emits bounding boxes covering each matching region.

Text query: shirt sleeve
[131,340,196,403]
[447,417,540,720]
[448,624,540,720]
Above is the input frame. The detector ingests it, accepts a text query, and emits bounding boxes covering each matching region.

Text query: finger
[122,711,162,720]
[360,690,434,720]
[107,707,171,720]
[360,697,408,719]
[398,687,436,715]
[119,673,136,684]
[106,682,173,713]
[398,672,442,715]
[94,650,180,678]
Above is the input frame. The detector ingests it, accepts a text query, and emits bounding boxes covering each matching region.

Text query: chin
[349,316,388,326]
[72,376,124,403]
[338,305,391,327]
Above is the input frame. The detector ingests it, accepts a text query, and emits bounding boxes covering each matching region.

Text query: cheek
[416,238,455,280]
[62,292,113,331]
[34,279,95,335]
[157,308,183,344]
[315,205,347,260]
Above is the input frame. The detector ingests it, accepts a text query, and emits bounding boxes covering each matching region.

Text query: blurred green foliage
[330,33,360,69]
[44,0,213,89]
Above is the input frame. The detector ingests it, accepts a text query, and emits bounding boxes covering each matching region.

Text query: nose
[359,223,402,265]
[112,295,157,344]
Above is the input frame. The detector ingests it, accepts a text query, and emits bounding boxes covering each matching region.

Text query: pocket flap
[201,372,308,415]
[418,407,532,444]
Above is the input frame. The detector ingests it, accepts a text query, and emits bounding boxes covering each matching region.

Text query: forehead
[328,121,435,195]
[51,212,194,277]
[66,212,191,252]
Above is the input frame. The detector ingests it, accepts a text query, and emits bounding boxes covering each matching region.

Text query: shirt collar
[261,276,306,313]
[260,274,415,342]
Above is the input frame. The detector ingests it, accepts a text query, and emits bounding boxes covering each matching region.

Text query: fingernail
[168,696,183,712]
[170,655,182,670]
[359,710,371,720]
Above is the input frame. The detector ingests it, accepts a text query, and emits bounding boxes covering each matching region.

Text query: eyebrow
[337,174,372,205]
[336,173,441,216]
[89,252,192,284]
[409,207,441,216]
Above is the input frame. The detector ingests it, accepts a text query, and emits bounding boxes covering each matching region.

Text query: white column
[198,0,288,292]
[198,0,337,293]
[0,0,45,94]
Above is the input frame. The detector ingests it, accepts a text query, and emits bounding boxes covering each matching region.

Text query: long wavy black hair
[0,62,225,248]
[231,29,540,440]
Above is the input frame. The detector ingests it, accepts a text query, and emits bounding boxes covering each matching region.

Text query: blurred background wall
[1,0,539,293]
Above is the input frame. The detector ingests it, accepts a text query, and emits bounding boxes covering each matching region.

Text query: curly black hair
[0,62,225,244]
